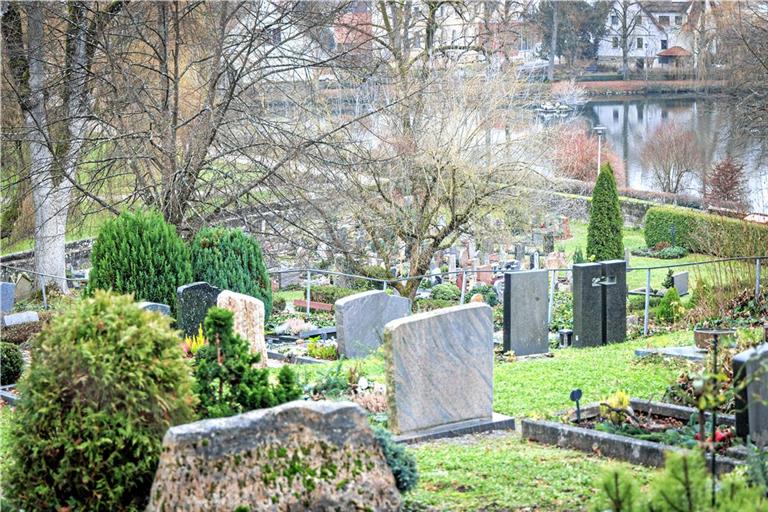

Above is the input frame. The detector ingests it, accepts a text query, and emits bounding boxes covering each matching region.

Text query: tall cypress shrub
[190,227,273,318]
[587,164,624,261]
[87,210,192,311]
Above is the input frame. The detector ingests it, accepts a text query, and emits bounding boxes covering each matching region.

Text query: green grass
[0,406,13,498]
[409,433,657,511]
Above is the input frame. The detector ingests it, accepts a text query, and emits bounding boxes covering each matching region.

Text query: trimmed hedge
[644,206,768,257]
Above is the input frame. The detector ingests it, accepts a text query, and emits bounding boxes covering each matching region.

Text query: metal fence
[2,256,764,337]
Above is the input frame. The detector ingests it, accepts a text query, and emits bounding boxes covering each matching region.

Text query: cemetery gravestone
[733,343,768,444]
[476,264,494,285]
[672,271,689,296]
[177,282,221,337]
[515,244,525,264]
[138,301,171,316]
[217,290,267,367]
[1,311,39,327]
[384,303,494,435]
[544,232,555,254]
[335,290,411,359]
[572,263,604,348]
[1,282,16,313]
[147,401,401,511]
[448,254,457,275]
[505,270,549,356]
[602,260,627,344]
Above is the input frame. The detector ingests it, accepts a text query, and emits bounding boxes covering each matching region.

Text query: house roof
[640,1,692,14]
[657,46,692,57]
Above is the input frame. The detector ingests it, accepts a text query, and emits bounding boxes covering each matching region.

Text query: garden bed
[521,399,744,474]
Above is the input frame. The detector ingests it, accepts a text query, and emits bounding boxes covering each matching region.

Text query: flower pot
[694,329,713,350]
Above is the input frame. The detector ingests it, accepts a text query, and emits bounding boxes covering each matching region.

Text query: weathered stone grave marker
[217,290,267,367]
[138,301,171,316]
[383,303,513,441]
[177,282,221,336]
[673,271,689,296]
[147,401,401,511]
[335,290,410,359]
[502,270,549,356]
[0,282,15,313]
[734,343,768,444]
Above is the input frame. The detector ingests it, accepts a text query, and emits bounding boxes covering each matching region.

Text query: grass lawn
[408,432,658,511]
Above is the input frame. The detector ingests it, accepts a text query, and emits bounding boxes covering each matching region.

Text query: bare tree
[2,1,124,290]
[606,0,641,80]
[640,121,703,195]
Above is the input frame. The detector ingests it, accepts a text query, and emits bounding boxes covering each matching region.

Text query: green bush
[87,210,192,311]
[309,285,357,304]
[0,342,23,385]
[573,247,586,264]
[549,291,573,332]
[466,283,499,306]
[430,283,461,302]
[6,291,195,511]
[655,287,685,324]
[414,298,455,312]
[191,227,273,319]
[644,206,768,257]
[193,307,300,418]
[352,265,391,290]
[587,164,624,261]
[272,296,286,313]
[372,426,419,493]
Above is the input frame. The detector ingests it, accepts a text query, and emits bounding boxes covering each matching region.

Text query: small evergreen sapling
[587,164,624,261]
[193,307,300,418]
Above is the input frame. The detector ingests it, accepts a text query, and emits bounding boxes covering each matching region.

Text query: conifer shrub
[6,291,195,511]
[190,227,273,318]
[193,307,301,418]
[0,342,23,385]
[372,426,419,493]
[87,210,192,312]
[655,287,685,324]
[430,283,462,302]
[587,164,624,261]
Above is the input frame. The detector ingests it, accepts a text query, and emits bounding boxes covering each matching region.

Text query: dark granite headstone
[0,282,15,313]
[572,263,603,347]
[672,272,689,296]
[734,343,768,444]
[602,260,627,344]
[138,301,171,316]
[177,282,221,336]
[514,244,525,263]
[544,232,555,254]
[506,270,549,356]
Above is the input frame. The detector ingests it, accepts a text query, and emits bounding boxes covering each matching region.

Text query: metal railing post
[40,275,48,310]
[756,258,762,299]
[383,281,387,292]
[459,270,467,304]
[547,269,556,325]
[305,269,311,317]
[643,268,651,336]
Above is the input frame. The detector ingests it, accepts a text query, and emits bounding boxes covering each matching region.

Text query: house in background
[597,0,718,72]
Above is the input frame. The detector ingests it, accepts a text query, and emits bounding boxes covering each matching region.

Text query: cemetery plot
[521,399,745,473]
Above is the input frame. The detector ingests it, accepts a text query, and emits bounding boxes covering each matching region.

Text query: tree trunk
[32,187,69,292]
[548,3,558,82]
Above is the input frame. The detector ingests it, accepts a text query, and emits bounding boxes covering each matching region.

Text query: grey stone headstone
[2,311,40,327]
[572,263,603,347]
[335,291,411,359]
[515,244,525,263]
[602,260,627,344]
[544,232,555,254]
[177,282,221,336]
[384,303,493,435]
[672,272,689,296]
[147,400,401,511]
[138,301,171,316]
[448,254,457,274]
[0,282,15,313]
[506,270,549,356]
[734,343,768,444]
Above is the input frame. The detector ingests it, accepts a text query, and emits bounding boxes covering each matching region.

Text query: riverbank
[577,79,727,96]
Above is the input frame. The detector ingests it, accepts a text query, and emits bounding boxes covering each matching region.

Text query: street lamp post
[593,125,606,175]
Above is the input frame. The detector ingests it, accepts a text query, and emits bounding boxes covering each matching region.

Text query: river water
[578,95,768,213]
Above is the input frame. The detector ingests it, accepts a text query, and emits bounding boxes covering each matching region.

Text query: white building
[597,1,718,71]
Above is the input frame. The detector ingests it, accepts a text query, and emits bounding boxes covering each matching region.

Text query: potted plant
[693,318,731,350]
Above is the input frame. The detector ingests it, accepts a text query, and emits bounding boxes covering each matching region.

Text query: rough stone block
[335,290,410,359]
[0,282,15,313]
[2,311,39,327]
[177,282,221,336]
[216,290,267,367]
[506,270,549,356]
[146,400,400,512]
[384,303,493,435]
[137,301,171,316]
[734,343,768,444]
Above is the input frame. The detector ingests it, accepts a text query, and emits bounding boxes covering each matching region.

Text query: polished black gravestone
[572,260,627,347]
[177,282,221,336]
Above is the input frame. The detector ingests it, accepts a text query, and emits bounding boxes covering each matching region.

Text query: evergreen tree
[87,210,192,311]
[191,227,273,319]
[587,164,624,261]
